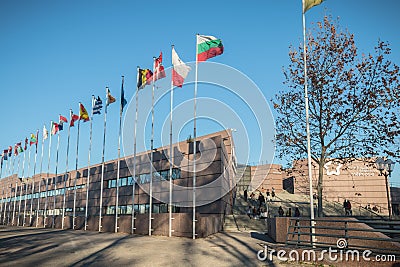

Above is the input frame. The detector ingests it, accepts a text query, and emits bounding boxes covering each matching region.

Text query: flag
[29,133,37,146]
[2,150,8,161]
[172,47,191,88]
[107,89,116,106]
[197,35,224,62]
[24,138,28,150]
[14,144,19,156]
[121,78,127,112]
[59,115,68,131]
[79,103,90,122]
[153,52,166,81]
[137,68,153,89]
[51,122,59,135]
[303,0,324,13]
[70,113,79,127]
[93,96,103,115]
[43,125,48,140]
[8,146,12,156]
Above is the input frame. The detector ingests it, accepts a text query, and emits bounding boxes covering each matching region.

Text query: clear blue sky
[0,0,399,185]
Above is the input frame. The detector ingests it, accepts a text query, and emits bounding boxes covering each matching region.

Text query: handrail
[286,217,400,256]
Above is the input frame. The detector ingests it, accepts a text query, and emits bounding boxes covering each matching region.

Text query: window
[159,170,169,181]
[108,180,117,188]
[139,173,150,184]
[106,206,115,215]
[118,177,127,187]
[172,168,181,180]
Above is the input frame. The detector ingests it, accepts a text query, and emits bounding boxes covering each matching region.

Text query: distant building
[0,130,236,237]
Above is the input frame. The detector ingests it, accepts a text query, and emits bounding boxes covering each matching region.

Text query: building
[0,129,236,238]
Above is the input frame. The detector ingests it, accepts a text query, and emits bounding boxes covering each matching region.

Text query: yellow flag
[303,0,324,13]
[107,90,116,106]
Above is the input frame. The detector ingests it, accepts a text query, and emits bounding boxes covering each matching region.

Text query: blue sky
[0,0,399,185]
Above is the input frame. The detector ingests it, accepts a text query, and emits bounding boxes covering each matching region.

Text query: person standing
[244,189,248,201]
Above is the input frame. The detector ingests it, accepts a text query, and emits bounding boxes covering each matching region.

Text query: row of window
[0,184,86,203]
[1,168,182,203]
[2,204,180,216]
[105,203,180,215]
[107,169,181,189]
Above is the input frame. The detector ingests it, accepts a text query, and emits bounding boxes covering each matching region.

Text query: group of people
[343,199,352,215]
[278,206,300,217]
[244,188,275,219]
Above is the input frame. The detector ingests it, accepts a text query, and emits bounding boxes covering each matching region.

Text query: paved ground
[0,226,283,267]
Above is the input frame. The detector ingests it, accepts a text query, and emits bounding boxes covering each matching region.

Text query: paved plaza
[0,226,279,267]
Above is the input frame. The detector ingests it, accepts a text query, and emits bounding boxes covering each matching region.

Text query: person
[278,206,284,217]
[294,207,300,217]
[343,199,348,215]
[244,189,248,201]
[286,208,292,217]
[271,187,276,201]
[266,189,271,202]
[258,192,265,207]
[293,207,301,237]
[246,205,252,218]
[347,200,352,215]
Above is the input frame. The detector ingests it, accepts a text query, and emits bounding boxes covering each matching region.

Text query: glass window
[160,204,168,213]
[153,171,161,181]
[160,170,169,181]
[106,206,115,215]
[139,173,150,184]
[118,205,127,214]
[153,204,160,214]
[172,168,181,180]
[119,177,127,187]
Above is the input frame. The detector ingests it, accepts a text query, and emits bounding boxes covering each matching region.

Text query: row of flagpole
[0,34,225,239]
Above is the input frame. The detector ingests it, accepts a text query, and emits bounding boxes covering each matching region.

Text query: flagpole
[30,130,39,226]
[62,110,72,229]
[169,45,175,237]
[52,120,61,228]
[72,107,81,230]
[17,145,27,226]
[192,34,200,239]
[131,67,140,235]
[44,121,53,228]
[36,126,46,227]
[148,58,157,236]
[23,143,32,226]
[115,76,124,233]
[84,98,95,231]
[302,0,316,246]
[13,153,21,225]
[99,88,109,232]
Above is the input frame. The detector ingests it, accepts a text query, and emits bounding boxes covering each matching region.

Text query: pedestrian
[244,189,248,201]
[266,189,271,202]
[286,208,292,217]
[258,192,265,207]
[294,207,300,217]
[347,200,352,215]
[246,205,252,218]
[343,199,348,215]
[271,187,276,201]
[278,206,284,217]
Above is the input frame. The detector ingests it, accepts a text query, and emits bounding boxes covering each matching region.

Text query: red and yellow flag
[79,103,90,122]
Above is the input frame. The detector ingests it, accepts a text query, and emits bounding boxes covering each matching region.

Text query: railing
[286,217,400,256]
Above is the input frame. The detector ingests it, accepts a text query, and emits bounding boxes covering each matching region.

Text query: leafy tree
[273,16,400,216]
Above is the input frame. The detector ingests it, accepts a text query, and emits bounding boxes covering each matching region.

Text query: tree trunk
[317,160,325,217]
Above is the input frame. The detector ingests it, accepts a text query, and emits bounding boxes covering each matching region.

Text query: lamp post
[375,158,395,219]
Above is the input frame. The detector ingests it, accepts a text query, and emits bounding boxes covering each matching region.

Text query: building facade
[0,130,236,237]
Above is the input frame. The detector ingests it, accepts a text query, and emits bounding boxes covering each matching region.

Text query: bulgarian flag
[172,47,191,88]
[197,35,224,62]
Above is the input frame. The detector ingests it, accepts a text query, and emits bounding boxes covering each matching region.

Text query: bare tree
[273,16,400,216]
